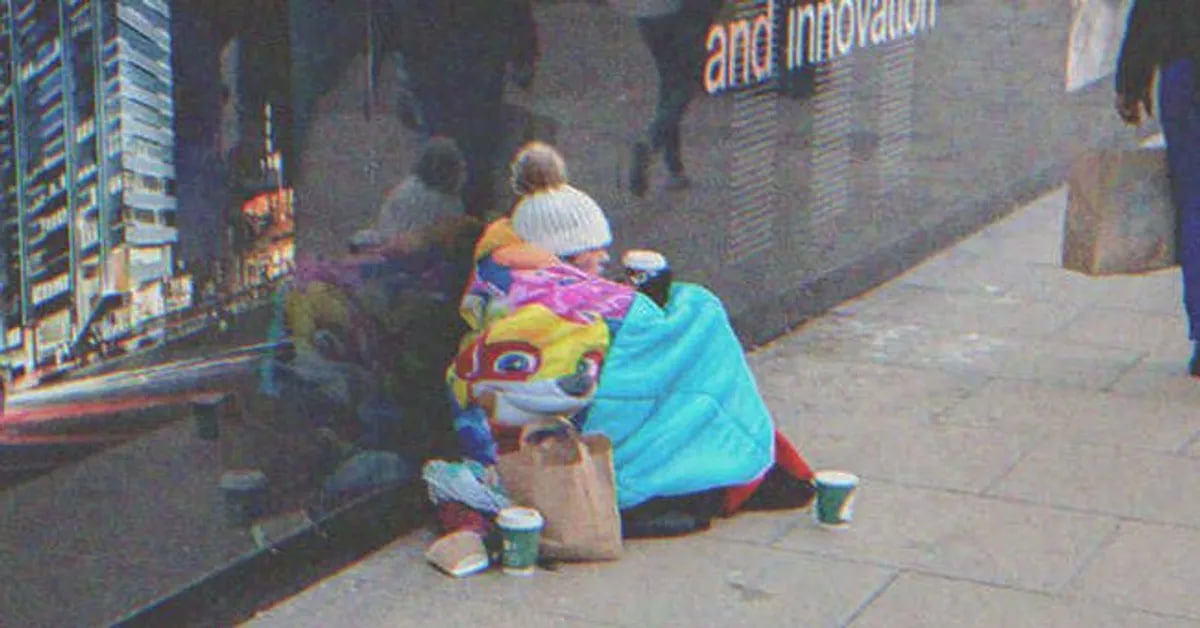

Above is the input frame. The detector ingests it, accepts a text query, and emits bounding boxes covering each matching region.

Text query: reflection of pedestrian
[627,0,725,197]
[386,0,539,218]
[1116,0,1200,375]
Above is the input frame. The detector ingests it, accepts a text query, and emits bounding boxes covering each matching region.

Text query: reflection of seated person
[446,144,815,537]
[375,136,467,247]
[272,145,485,507]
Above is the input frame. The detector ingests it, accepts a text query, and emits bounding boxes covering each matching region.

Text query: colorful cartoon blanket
[449,219,775,509]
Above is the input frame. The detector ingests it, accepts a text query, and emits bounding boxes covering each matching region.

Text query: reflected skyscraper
[1,0,181,380]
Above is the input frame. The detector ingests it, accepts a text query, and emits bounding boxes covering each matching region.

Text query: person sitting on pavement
[442,143,816,538]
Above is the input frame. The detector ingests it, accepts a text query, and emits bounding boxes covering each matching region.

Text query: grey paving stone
[984,338,1145,389]
[850,572,1199,628]
[1050,308,1186,353]
[772,480,1116,593]
[834,284,1089,341]
[937,379,1200,453]
[987,440,1200,527]
[778,314,1013,372]
[894,248,1025,296]
[961,227,1066,265]
[1084,272,1186,317]
[985,188,1069,234]
[777,313,1144,389]
[751,358,985,430]
[803,423,1034,494]
[252,591,610,628]
[1108,349,1200,403]
[390,537,897,628]
[1070,521,1200,621]
[997,263,1123,306]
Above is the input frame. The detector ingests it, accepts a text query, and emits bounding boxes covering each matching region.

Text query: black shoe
[629,141,650,197]
[1190,343,1200,378]
[741,466,817,512]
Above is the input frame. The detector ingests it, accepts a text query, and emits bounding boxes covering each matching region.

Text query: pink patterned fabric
[499,266,635,324]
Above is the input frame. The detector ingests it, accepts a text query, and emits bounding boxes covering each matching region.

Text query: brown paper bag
[495,419,622,561]
[1063,147,1177,275]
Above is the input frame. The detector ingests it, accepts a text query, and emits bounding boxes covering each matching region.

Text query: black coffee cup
[623,249,672,308]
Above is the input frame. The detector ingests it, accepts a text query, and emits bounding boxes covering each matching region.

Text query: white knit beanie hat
[512,184,613,257]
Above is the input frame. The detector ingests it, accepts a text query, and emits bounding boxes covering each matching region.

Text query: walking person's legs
[631,14,691,195]
[630,1,725,196]
[1158,58,1200,374]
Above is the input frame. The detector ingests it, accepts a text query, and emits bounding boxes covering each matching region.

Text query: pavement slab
[849,572,1199,628]
[1051,307,1186,354]
[772,480,1117,593]
[252,535,898,628]
[828,283,1090,342]
[997,262,1130,307]
[751,357,986,430]
[986,440,1200,527]
[802,423,1035,494]
[937,378,1200,453]
[1069,521,1200,621]
[893,248,1029,297]
[1108,347,1200,403]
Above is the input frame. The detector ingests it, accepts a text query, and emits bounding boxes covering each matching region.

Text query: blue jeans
[1159,58,1200,340]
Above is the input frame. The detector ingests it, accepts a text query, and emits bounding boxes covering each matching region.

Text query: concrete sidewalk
[245,184,1200,627]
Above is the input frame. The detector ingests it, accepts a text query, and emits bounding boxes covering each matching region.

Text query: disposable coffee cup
[813,470,859,527]
[496,506,544,575]
[622,249,672,308]
[220,469,268,527]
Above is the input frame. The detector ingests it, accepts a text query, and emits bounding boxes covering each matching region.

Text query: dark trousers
[1160,58,1200,340]
[637,0,724,172]
[410,67,506,218]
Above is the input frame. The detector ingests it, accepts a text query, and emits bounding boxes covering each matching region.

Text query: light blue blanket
[581,283,775,509]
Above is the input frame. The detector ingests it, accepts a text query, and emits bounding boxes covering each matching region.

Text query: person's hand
[1116,90,1152,126]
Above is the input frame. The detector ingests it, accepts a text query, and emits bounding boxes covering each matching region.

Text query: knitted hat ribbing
[511,184,613,257]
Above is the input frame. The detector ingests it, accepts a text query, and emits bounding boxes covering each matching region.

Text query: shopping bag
[495,418,622,561]
[1065,0,1130,92]
[1062,147,1177,275]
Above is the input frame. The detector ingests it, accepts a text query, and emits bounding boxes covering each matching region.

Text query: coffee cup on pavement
[622,249,672,308]
[812,470,859,527]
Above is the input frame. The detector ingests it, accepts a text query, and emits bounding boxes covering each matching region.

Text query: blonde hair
[509,141,568,196]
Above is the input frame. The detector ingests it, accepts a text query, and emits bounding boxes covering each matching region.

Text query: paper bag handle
[517,416,589,462]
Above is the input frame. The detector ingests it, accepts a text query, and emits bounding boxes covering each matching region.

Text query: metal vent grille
[808,54,853,233]
[725,0,779,265]
[874,36,915,211]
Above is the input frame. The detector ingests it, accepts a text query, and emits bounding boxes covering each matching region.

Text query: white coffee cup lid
[497,506,544,530]
[814,470,859,486]
[622,249,667,271]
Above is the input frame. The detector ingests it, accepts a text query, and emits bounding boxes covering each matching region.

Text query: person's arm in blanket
[453,402,499,466]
